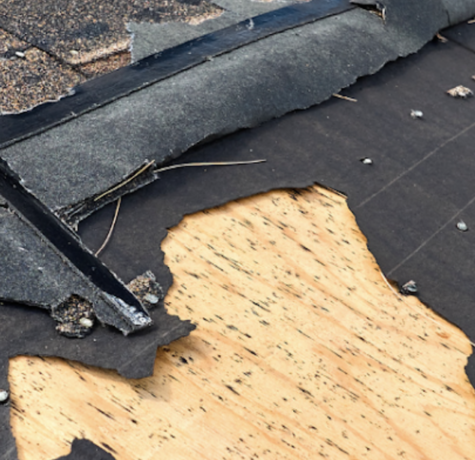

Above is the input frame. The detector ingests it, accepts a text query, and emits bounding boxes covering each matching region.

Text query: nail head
[410,110,423,119]
[0,390,9,403]
[457,221,468,232]
[400,280,418,295]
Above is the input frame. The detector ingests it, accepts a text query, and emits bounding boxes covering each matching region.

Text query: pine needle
[332,93,357,102]
[155,159,266,173]
[95,197,122,257]
[94,160,155,202]
[93,159,265,257]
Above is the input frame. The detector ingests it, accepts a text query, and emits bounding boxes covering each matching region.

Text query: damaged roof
[2,0,475,458]
[0,0,222,113]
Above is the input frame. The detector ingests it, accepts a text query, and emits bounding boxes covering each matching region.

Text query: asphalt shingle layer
[0,29,82,113]
[0,0,222,113]
[0,0,222,64]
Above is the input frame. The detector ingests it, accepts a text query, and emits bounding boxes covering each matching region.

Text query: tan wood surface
[8,184,475,460]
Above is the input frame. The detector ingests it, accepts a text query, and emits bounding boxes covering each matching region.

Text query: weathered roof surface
[1,0,475,458]
[0,0,454,219]
[0,29,83,113]
[0,0,221,64]
[10,184,475,460]
[0,0,221,113]
[76,29,475,372]
[0,0,305,114]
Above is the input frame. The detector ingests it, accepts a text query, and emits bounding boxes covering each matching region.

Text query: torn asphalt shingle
[441,0,475,25]
[0,0,456,222]
[0,0,473,377]
[0,0,363,380]
[0,0,354,148]
[0,186,154,336]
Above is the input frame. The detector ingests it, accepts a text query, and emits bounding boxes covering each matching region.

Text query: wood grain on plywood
[9,184,475,460]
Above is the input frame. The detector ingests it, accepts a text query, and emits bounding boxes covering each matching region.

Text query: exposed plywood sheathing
[8,185,475,459]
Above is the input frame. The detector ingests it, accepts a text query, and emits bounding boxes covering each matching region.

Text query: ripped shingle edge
[1,0,473,222]
[0,0,354,150]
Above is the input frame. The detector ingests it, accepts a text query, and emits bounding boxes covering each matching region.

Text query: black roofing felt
[79,35,475,456]
[444,19,475,51]
[0,302,194,459]
[1,1,475,459]
[35,33,475,460]
[0,160,158,334]
[78,35,475,363]
[55,439,115,460]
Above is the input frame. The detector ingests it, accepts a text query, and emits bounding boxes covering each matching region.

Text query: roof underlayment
[2,0,475,458]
